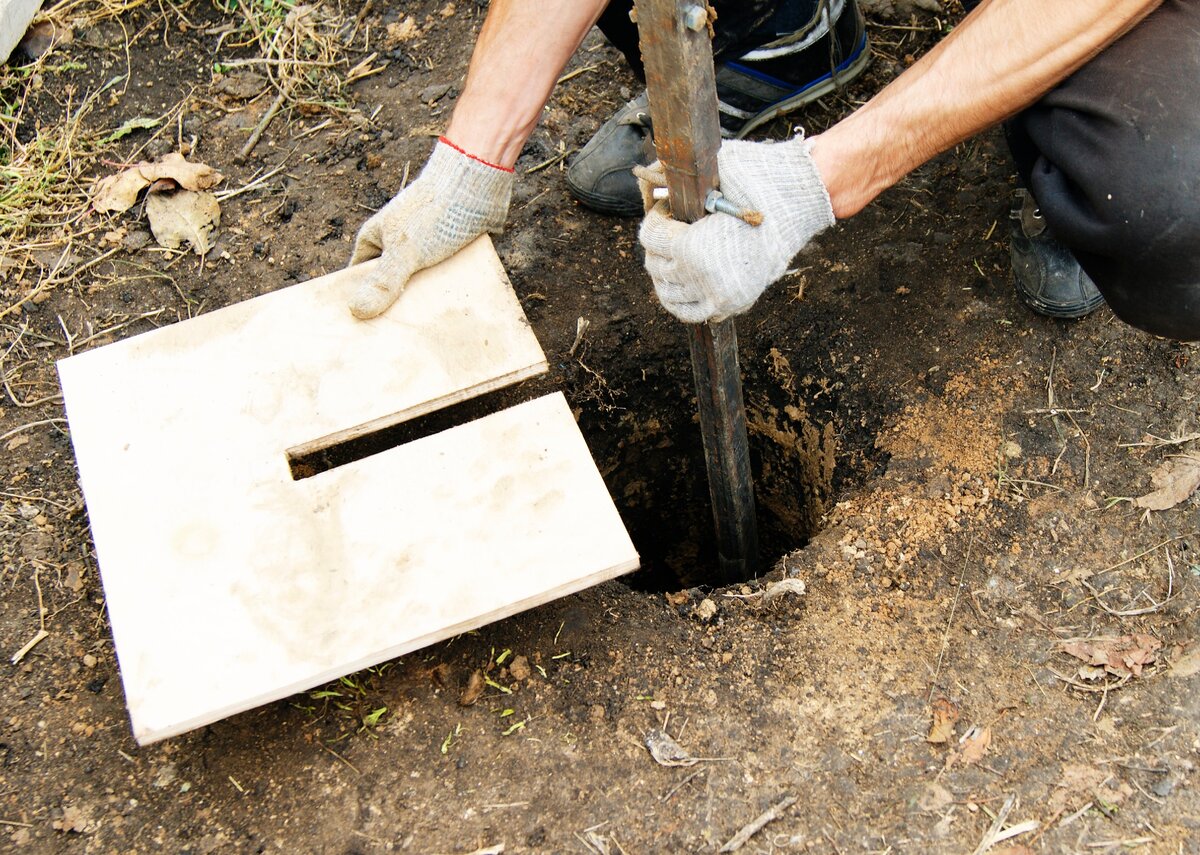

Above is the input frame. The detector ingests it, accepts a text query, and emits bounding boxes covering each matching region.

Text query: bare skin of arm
[810,0,1163,219]
[445,0,610,169]
[447,0,1161,214]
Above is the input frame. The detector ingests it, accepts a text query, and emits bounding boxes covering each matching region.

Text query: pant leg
[596,0,805,79]
[1006,0,1200,340]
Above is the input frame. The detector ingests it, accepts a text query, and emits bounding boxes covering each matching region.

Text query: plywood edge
[132,556,639,745]
[283,359,548,459]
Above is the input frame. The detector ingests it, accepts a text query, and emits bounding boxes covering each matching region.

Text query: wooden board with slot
[58,237,638,744]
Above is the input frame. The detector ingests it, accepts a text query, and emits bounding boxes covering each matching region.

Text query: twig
[928,534,973,701]
[0,418,67,445]
[71,308,168,351]
[217,56,339,69]
[1098,533,1199,575]
[12,566,51,664]
[1048,668,1132,694]
[1065,410,1092,488]
[661,769,704,802]
[524,147,576,175]
[1079,578,1169,617]
[215,160,291,201]
[718,795,797,853]
[1118,431,1200,449]
[1057,802,1093,828]
[556,63,601,85]
[971,794,1038,855]
[10,629,49,665]
[321,742,360,774]
[239,90,287,160]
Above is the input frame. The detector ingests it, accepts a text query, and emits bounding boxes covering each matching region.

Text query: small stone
[694,598,718,622]
[1002,441,1023,459]
[419,82,453,104]
[122,229,152,251]
[880,577,894,589]
[82,654,97,668]
[508,655,531,682]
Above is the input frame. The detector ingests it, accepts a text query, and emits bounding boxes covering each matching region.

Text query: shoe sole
[725,32,871,139]
[1017,288,1106,320]
[568,182,644,217]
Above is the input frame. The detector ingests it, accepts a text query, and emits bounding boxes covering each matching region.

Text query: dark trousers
[1006,0,1200,340]
[600,0,1200,340]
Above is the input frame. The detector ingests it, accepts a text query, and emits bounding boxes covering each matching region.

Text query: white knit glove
[638,135,834,324]
[347,138,514,319]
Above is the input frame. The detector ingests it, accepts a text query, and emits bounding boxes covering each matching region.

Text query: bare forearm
[809,0,1162,218]
[446,0,609,168]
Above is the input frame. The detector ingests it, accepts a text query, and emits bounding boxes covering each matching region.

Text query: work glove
[347,137,514,319]
[637,135,834,324]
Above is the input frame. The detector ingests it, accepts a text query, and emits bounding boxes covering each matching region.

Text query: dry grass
[0,1,141,316]
[0,0,373,315]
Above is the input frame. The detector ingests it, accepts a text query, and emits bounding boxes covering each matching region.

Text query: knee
[1083,147,1200,263]
[1038,138,1200,341]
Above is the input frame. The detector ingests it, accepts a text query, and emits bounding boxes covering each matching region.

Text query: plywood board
[60,235,547,460]
[1,0,41,63]
[58,238,638,744]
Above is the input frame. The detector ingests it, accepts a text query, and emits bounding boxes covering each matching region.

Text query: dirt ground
[2,2,1199,853]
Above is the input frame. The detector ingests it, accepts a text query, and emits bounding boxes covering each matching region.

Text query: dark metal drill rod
[636,0,759,581]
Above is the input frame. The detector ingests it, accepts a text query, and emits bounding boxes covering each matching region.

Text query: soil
[2,3,1199,853]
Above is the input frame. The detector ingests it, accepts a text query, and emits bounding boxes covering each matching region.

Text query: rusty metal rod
[636,0,759,581]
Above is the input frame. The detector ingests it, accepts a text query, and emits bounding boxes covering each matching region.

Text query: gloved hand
[347,137,514,319]
[637,135,835,324]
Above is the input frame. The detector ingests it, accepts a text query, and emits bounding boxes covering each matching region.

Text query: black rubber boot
[1010,189,1105,320]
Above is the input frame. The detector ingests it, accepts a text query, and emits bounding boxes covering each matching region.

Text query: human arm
[641,0,1163,322]
[348,0,608,318]
[810,0,1163,218]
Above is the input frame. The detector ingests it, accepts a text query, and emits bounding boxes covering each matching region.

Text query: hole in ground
[572,360,878,592]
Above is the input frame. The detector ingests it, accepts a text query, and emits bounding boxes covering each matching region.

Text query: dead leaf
[926,697,959,744]
[644,728,698,767]
[1135,452,1200,510]
[664,590,689,607]
[5,435,30,451]
[956,726,991,766]
[459,670,484,706]
[64,562,85,593]
[1169,645,1200,678]
[92,153,224,214]
[1061,634,1161,677]
[145,190,220,255]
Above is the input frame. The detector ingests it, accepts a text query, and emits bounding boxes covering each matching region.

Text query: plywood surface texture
[58,238,638,744]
